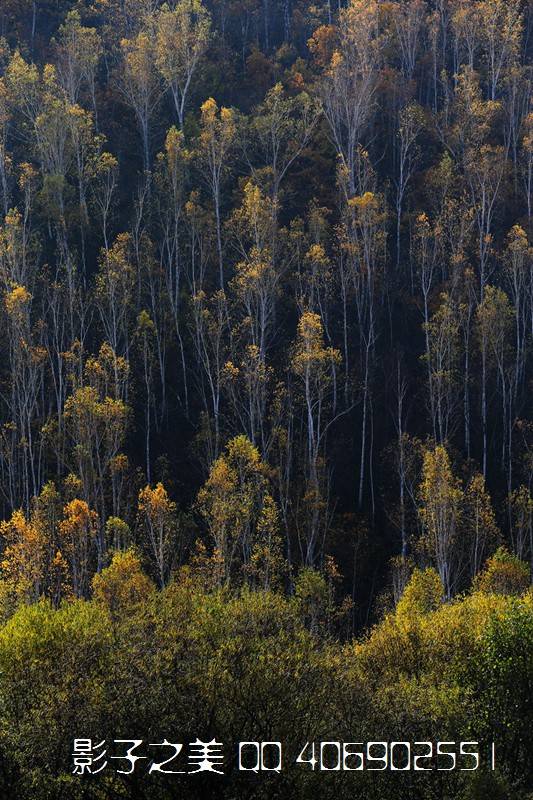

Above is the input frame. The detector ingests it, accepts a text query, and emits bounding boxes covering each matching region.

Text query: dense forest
[0,0,532,797]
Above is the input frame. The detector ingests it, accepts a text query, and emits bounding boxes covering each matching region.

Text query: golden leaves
[291,311,341,377]
[138,482,176,520]
[59,499,97,543]
[4,284,31,315]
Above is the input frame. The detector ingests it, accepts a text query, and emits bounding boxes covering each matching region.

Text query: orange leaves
[59,499,97,548]
[138,482,178,587]
[97,232,133,287]
[230,181,276,258]
[5,51,39,115]
[58,499,97,598]
[308,25,339,69]
[0,485,100,605]
[63,348,130,521]
[0,509,47,600]
[233,248,272,296]
[305,243,329,267]
[341,0,383,70]
[138,482,176,521]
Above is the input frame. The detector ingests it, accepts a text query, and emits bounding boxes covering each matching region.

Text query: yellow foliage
[0,509,46,601]
[418,445,463,598]
[474,547,530,595]
[59,500,97,548]
[92,549,154,614]
[396,567,443,619]
[4,284,31,315]
[138,482,176,519]
[292,311,341,376]
[197,436,278,584]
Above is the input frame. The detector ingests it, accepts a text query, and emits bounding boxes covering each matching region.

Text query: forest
[0,0,531,797]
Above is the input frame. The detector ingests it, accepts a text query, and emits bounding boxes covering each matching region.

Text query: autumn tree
[508,485,533,575]
[190,288,230,464]
[248,82,320,205]
[0,509,46,603]
[474,546,529,595]
[1,279,44,510]
[418,445,463,599]
[422,293,461,443]
[342,186,386,509]
[95,233,136,371]
[92,548,154,616]
[137,482,178,587]
[394,103,425,268]
[118,28,163,172]
[315,0,384,196]
[229,181,280,363]
[155,126,191,411]
[504,225,531,404]
[463,472,499,581]
[197,435,281,584]
[54,10,102,114]
[154,0,211,130]
[476,285,514,480]
[197,97,236,287]
[58,498,97,598]
[62,344,130,528]
[0,78,12,215]
[291,311,341,565]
